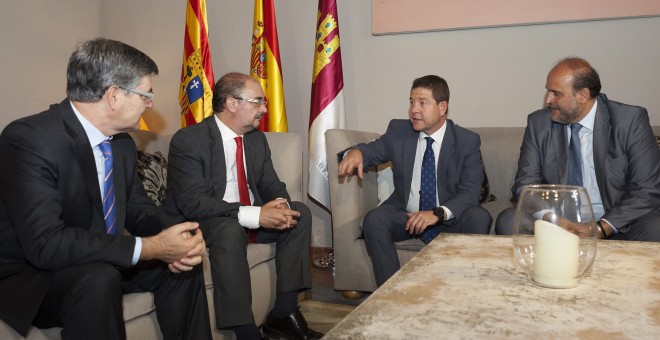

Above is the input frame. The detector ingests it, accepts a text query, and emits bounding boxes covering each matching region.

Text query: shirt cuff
[132,237,142,266]
[441,206,454,220]
[239,206,262,229]
[600,218,618,234]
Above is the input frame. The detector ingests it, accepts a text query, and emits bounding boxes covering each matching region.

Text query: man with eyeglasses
[161,72,323,340]
[0,38,212,339]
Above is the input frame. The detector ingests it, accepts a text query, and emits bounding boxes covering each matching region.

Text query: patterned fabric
[567,123,583,186]
[420,137,439,244]
[136,151,168,206]
[656,135,660,149]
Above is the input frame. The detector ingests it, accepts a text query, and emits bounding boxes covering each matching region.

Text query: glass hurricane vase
[512,184,598,288]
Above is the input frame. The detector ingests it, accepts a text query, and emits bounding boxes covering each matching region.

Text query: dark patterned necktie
[235,136,256,243]
[419,137,439,244]
[567,124,583,186]
[99,141,116,234]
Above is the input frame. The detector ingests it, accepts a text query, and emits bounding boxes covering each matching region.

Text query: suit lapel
[437,121,456,203]
[402,132,417,203]
[243,132,263,205]
[552,122,568,184]
[592,95,610,198]
[63,108,104,218]
[206,117,228,198]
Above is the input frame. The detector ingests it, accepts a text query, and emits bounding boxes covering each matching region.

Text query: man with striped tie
[0,38,212,339]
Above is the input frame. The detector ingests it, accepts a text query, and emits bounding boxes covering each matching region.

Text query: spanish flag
[180,0,215,128]
[250,0,288,132]
[308,0,346,208]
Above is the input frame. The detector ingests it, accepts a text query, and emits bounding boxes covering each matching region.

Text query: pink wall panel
[372,0,660,35]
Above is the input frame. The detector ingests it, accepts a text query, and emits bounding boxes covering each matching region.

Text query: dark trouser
[496,206,660,241]
[200,201,312,328]
[363,205,492,286]
[33,261,212,340]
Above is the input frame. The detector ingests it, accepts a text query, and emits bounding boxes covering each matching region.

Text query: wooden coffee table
[324,234,660,339]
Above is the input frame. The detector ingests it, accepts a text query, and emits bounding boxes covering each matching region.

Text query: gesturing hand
[338,149,364,179]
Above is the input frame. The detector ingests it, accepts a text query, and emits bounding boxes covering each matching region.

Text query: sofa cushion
[122,292,156,323]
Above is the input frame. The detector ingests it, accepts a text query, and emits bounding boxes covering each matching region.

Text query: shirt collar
[70,101,111,147]
[214,114,240,142]
[576,100,598,131]
[419,121,447,142]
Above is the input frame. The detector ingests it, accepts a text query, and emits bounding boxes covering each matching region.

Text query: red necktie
[235,136,256,243]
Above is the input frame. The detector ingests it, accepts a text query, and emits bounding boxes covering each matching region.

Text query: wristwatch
[432,207,445,222]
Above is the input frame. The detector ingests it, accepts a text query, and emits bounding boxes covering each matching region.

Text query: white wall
[2,1,659,247]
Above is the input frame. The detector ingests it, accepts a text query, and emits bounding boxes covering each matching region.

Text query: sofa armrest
[264,132,303,202]
[325,129,381,250]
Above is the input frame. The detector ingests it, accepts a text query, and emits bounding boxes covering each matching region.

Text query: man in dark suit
[162,72,322,340]
[338,75,492,286]
[495,57,660,241]
[0,38,211,340]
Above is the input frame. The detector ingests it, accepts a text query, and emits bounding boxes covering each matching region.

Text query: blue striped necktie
[99,141,116,234]
[419,137,439,244]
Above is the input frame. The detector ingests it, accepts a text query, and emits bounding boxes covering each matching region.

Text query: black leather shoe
[262,309,324,340]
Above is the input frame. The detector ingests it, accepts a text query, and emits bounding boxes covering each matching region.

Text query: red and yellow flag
[250,0,288,132]
[180,0,215,128]
[308,0,346,208]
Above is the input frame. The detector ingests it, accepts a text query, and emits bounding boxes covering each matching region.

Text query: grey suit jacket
[161,116,290,220]
[512,93,660,232]
[0,99,170,335]
[354,119,484,222]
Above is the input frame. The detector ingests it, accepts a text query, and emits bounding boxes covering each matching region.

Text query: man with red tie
[162,72,323,340]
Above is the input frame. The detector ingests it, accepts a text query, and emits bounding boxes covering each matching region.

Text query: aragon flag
[308,0,346,208]
[250,0,288,132]
[180,0,215,128]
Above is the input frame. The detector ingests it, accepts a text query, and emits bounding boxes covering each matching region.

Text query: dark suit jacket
[0,99,170,335]
[161,116,290,220]
[512,93,660,232]
[354,119,484,222]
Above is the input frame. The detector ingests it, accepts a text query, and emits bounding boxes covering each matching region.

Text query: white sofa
[0,131,303,340]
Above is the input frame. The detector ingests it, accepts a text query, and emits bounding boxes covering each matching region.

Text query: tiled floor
[306,247,368,306]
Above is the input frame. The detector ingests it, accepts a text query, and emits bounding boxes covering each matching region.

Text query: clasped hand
[544,213,595,238]
[259,198,300,230]
[142,221,206,274]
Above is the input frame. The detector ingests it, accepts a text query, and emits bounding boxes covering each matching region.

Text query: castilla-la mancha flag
[180,0,215,128]
[250,0,288,132]
[308,0,346,208]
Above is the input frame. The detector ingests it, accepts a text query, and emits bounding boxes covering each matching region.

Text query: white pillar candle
[533,219,579,288]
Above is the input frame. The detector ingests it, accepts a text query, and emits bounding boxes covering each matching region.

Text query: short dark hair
[411,75,450,104]
[66,38,158,102]
[212,72,252,112]
[557,57,601,99]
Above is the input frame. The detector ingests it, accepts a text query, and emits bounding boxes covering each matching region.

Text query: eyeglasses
[122,87,154,103]
[234,96,267,107]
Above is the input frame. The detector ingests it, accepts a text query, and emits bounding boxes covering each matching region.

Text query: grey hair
[66,38,158,102]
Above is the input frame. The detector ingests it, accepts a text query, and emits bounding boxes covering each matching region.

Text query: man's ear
[106,86,121,110]
[225,97,238,113]
[439,101,448,116]
[576,88,591,104]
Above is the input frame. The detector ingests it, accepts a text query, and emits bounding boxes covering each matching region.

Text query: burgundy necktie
[235,136,257,243]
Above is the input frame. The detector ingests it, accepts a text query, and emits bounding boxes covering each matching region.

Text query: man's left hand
[405,211,440,235]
